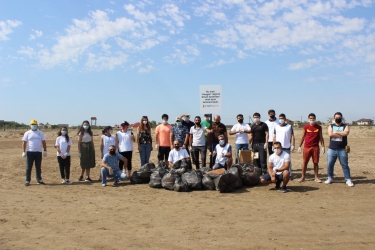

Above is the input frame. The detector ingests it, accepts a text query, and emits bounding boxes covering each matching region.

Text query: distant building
[356,118,374,126]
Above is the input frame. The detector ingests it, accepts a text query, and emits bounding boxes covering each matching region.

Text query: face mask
[215,121,220,125]
[279,119,285,124]
[254,118,260,123]
[121,126,126,130]
[109,130,113,134]
[275,149,282,154]
[31,125,37,131]
[162,120,168,125]
[195,122,200,125]
[174,145,180,150]
[176,122,181,126]
[335,118,342,124]
[270,115,275,119]
[219,140,225,146]
[61,131,67,135]
[83,125,89,130]
[143,121,147,125]
[238,119,243,123]
[109,150,116,155]
[309,120,315,125]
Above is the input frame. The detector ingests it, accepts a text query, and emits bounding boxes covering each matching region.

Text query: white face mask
[109,130,113,134]
[143,121,148,125]
[275,149,282,154]
[254,118,260,123]
[279,119,285,124]
[309,120,315,125]
[162,120,168,125]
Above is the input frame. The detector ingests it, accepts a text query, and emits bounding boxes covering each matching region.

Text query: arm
[170,132,174,150]
[137,128,141,151]
[42,140,47,151]
[335,125,350,137]
[319,128,325,147]
[265,131,269,144]
[291,134,295,150]
[78,134,82,153]
[248,132,253,145]
[22,141,27,152]
[101,160,112,170]
[168,161,174,167]
[100,137,104,158]
[277,161,291,172]
[223,131,228,143]
[273,133,276,144]
[121,157,128,166]
[115,134,119,151]
[183,133,189,149]
[131,132,135,142]
[298,129,306,147]
[189,134,193,147]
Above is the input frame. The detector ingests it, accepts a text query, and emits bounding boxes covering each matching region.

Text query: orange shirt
[155,124,172,146]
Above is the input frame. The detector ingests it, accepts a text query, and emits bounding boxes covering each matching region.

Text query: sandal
[314,178,322,183]
[297,178,305,183]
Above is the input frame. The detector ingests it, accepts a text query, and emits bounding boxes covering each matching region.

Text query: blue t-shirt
[171,125,189,144]
[103,152,123,171]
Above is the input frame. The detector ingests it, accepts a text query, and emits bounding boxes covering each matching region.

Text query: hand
[298,147,302,154]
[63,153,68,158]
[291,145,295,151]
[78,153,81,158]
[264,143,268,150]
[43,151,47,157]
[61,153,66,159]
[271,176,276,183]
[155,144,159,150]
[138,146,141,152]
[182,144,186,149]
[108,167,114,175]
[22,152,27,158]
[321,147,325,154]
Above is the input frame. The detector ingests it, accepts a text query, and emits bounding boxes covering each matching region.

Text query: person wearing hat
[170,116,189,150]
[22,119,47,186]
[181,114,195,131]
[116,121,135,177]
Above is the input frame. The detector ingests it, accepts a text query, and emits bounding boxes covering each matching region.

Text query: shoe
[281,187,288,193]
[85,177,92,182]
[61,179,66,184]
[37,181,46,185]
[66,180,73,185]
[24,181,30,187]
[102,183,106,187]
[113,182,119,187]
[78,176,83,181]
[346,179,354,187]
[325,178,333,184]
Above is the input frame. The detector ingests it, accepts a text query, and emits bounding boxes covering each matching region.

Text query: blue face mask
[219,140,225,145]
[31,125,37,131]
[83,125,89,130]
[61,131,67,135]
[176,122,181,126]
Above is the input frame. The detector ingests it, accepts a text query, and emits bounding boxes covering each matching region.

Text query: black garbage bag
[229,165,243,189]
[213,172,238,193]
[130,171,145,184]
[172,160,182,169]
[182,170,202,190]
[162,172,176,190]
[197,167,212,175]
[202,175,215,190]
[175,167,187,176]
[180,159,192,170]
[241,164,261,186]
[138,163,156,177]
[174,176,190,192]
[149,171,163,188]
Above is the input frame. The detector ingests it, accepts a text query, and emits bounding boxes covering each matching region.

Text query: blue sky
[1,0,374,126]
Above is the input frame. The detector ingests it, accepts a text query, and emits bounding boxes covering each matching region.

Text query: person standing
[207,115,228,167]
[155,114,172,163]
[22,119,47,186]
[170,116,189,150]
[181,114,195,131]
[265,109,279,155]
[189,116,207,169]
[116,121,135,177]
[55,126,72,184]
[77,120,96,182]
[99,126,115,181]
[249,112,269,175]
[201,114,213,166]
[229,114,251,163]
[297,113,325,183]
[137,116,153,166]
[325,112,354,187]
[273,114,295,178]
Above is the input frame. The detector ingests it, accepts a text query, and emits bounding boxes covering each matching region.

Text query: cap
[121,121,129,126]
[176,116,181,121]
[204,114,210,117]
[184,114,190,117]
[30,119,38,125]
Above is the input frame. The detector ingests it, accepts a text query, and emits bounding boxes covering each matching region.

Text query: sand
[0,126,374,249]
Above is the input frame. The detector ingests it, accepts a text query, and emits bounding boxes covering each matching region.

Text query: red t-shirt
[303,124,321,148]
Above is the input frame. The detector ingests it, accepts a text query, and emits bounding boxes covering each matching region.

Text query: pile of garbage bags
[131,160,263,193]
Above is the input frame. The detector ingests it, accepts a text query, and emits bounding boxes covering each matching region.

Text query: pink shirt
[155,124,172,147]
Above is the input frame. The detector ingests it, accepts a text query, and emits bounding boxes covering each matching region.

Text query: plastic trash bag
[197,167,212,175]
[162,172,176,190]
[241,164,261,186]
[229,164,243,189]
[149,171,163,188]
[182,170,202,190]
[202,175,215,190]
[174,176,190,192]
[213,172,238,193]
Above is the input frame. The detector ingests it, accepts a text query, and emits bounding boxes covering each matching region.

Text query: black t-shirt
[182,120,195,131]
[208,122,227,144]
[251,122,269,143]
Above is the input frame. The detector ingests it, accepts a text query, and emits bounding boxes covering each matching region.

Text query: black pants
[207,143,217,168]
[268,142,274,156]
[57,156,71,179]
[253,143,267,174]
[118,151,132,170]
[192,146,207,169]
[158,146,171,161]
[26,151,42,182]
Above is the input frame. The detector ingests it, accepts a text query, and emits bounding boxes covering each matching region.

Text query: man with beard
[207,115,228,167]
[265,109,279,155]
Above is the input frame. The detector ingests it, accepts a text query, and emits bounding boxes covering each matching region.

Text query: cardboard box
[238,149,255,164]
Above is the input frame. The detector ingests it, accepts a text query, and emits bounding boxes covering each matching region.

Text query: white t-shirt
[214,143,232,165]
[168,148,189,163]
[22,130,46,152]
[265,118,280,142]
[80,132,92,142]
[274,124,293,149]
[190,125,206,146]
[101,135,116,155]
[231,123,251,144]
[55,136,73,156]
[117,131,133,152]
[269,151,290,175]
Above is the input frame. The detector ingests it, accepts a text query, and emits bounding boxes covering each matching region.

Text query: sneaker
[325,178,333,184]
[61,179,66,184]
[25,181,30,187]
[281,187,288,193]
[113,182,119,187]
[346,179,354,187]
[78,176,83,181]
[102,183,106,187]
[66,180,73,185]
[85,177,92,182]
[37,181,46,185]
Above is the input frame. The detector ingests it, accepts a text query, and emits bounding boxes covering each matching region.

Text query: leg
[101,167,108,186]
[326,148,337,180]
[337,149,351,180]
[145,144,152,164]
[65,156,71,180]
[313,163,321,181]
[118,151,126,171]
[157,147,164,162]
[126,151,133,177]
[25,152,34,183]
[34,152,42,182]
[260,173,272,185]
[57,156,65,179]
[200,146,207,168]
[235,144,241,164]
[253,144,260,167]
[311,146,321,181]
[283,149,292,177]
[281,171,290,187]
[258,144,267,174]
[140,144,146,166]
[268,142,274,156]
[192,146,200,169]
[300,147,311,181]
[163,147,170,163]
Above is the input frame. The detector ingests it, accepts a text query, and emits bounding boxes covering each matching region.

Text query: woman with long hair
[137,116,153,166]
[99,126,115,181]
[55,126,73,184]
[77,120,95,182]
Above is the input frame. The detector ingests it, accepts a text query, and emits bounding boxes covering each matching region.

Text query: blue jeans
[101,167,127,185]
[139,143,152,166]
[283,149,293,176]
[26,151,42,182]
[235,144,249,163]
[327,148,351,180]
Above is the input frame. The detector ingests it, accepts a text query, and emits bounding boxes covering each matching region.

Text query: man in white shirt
[261,141,290,193]
[189,116,207,169]
[168,140,190,167]
[22,119,47,186]
[273,113,295,178]
[265,109,279,155]
[212,134,232,170]
[229,114,251,163]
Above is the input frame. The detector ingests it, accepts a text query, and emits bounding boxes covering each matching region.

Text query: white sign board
[199,85,222,114]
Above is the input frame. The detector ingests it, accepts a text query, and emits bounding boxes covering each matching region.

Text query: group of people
[22,110,354,191]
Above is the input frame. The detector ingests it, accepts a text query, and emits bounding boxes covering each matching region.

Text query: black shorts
[262,173,283,181]
[158,146,171,161]
[118,151,132,170]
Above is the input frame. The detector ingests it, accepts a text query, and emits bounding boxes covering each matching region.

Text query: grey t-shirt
[190,125,206,146]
